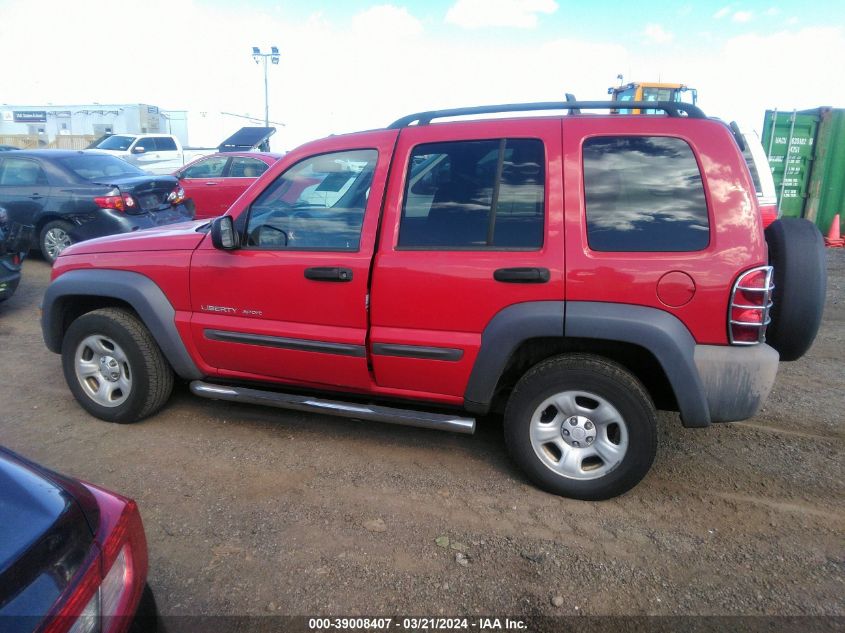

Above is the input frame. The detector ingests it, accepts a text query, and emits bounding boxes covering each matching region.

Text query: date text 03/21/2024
[308,618,527,630]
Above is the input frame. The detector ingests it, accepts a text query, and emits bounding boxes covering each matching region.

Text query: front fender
[41,269,202,380]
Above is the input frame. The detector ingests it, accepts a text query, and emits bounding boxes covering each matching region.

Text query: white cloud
[714,6,732,19]
[0,1,842,154]
[732,10,753,23]
[643,23,674,44]
[445,0,558,29]
[765,7,781,16]
[351,4,423,38]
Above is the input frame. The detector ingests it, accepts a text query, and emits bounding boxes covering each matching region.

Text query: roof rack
[388,100,706,128]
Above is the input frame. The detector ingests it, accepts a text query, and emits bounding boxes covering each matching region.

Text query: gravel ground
[0,252,842,622]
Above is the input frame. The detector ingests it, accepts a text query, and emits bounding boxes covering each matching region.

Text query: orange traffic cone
[825,214,844,248]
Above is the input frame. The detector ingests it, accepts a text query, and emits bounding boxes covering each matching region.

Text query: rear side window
[398,139,544,249]
[583,136,709,252]
[156,137,178,151]
[0,157,48,186]
[229,157,269,178]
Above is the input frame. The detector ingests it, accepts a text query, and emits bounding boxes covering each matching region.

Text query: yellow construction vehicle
[608,80,698,114]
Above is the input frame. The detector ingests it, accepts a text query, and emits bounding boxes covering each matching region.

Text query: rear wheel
[40,220,74,264]
[504,354,657,500]
[61,308,174,423]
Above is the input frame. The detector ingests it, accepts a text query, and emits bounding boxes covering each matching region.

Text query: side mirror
[210,215,240,250]
[132,146,146,154]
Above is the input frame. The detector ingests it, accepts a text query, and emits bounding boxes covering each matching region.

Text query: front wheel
[61,308,174,423]
[504,354,657,500]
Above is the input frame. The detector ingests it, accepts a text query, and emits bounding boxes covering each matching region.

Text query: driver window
[245,149,377,251]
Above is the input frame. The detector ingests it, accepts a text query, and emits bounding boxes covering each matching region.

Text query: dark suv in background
[0,150,193,263]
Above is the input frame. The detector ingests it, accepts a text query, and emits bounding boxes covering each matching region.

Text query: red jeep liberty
[42,101,826,499]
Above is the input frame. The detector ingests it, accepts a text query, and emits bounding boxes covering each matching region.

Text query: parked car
[88,127,276,175]
[41,100,826,500]
[0,207,33,303]
[741,129,780,227]
[0,144,21,151]
[0,446,156,633]
[176,152,283,219]
[0,150,193,263]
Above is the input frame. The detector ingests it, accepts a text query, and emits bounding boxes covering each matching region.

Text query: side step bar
[189,381,476,435]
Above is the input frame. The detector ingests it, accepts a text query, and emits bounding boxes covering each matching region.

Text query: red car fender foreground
[43,485,148,633]
[0,447,150,633]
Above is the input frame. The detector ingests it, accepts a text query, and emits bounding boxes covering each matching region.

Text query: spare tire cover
[764,218,826,361]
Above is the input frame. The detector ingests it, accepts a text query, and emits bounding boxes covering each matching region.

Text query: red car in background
[175,152,283,219]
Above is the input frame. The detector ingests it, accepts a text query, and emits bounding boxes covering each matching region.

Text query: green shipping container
[762,107,845,236]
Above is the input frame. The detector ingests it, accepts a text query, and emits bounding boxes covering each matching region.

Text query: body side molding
[41,269,202,380]
[205,329,365,357]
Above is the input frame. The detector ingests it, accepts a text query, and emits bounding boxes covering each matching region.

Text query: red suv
[41,101,826,500]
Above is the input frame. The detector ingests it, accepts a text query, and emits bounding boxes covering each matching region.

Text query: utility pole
[251,46,279,129]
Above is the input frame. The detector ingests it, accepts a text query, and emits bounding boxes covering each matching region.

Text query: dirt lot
[0,253,842,622]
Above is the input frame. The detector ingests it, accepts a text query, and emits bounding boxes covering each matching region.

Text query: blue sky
[2,0,843,148]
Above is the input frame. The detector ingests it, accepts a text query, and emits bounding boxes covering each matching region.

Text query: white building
[0,103,188,147]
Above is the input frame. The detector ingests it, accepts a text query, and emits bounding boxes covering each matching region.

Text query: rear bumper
[693,343,779,423]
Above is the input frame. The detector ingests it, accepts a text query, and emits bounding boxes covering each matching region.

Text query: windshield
[59,155,145,180]
[95,135,136,151]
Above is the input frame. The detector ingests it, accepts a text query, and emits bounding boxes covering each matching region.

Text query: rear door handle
[29,193,44,200]
[205,181,219,186]
[493,267,550,283]
[304,267,353,282]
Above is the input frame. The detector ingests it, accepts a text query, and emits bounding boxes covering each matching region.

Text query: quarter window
[245,149,377,251]
[583,136,709,252]
[398,139,545,249]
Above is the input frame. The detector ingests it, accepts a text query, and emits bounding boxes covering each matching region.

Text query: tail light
[44,486,148,633]
[759,204,779,228]
[729,266,774,345]
[94,190,135,213]
[11,253,20,266]
[168,186,185,205]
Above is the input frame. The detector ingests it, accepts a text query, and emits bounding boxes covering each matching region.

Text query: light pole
[251,46,280,128]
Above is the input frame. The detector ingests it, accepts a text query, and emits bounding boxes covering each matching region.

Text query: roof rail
[388,100,706,128]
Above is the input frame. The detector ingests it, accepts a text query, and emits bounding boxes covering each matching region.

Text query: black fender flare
[41,269,203,380]
[464,301,711,427]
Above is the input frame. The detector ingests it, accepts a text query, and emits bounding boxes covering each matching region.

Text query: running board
[189,381,476,435]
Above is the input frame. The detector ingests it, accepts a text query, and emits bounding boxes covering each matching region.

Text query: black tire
[764,218,826,361]
[39,220,75,264]
[61,308,174,423]
[503,354,657,500]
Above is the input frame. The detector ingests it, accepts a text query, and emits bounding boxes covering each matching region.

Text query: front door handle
[304,267,353,282]
[205,181,219,186]
[29,193,44,200]
[493,267,550,283]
